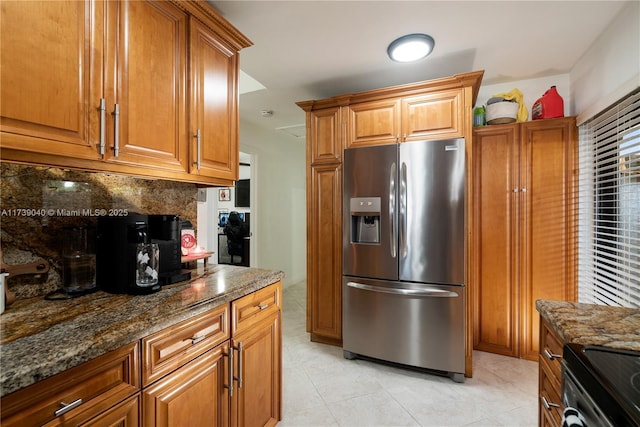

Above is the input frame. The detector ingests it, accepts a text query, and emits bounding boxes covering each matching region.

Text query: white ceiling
[208,1,629,139]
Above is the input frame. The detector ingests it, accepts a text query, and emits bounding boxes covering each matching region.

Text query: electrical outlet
[197,188,207,202]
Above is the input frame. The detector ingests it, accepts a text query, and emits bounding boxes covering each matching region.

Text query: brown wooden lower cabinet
[538,318,564,427]
[142,280,282,427]
[231,312,281,427]
[230,281,282,427]
[0,281,282,427]
[0,342,140,427]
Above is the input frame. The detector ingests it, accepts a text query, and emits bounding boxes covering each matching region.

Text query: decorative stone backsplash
[0,163,198,299]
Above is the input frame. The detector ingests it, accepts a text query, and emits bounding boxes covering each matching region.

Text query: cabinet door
[0,0,102,161]
[142,343,229,427]
[347,99,400,147]
[231,312,281,427]
[401,89,463,141]
[307,164,342,344]
[104,0,188,173]
[310,108,342,163]
[189,17,239,182]
[472,125,520,357]
[519,118,576,361]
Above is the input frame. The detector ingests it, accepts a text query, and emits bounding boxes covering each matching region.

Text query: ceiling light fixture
[387,33,435,63]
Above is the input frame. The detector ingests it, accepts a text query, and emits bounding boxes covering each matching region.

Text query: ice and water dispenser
[349,197,381,244]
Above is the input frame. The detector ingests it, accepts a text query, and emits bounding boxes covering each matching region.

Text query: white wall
[237,121,306,288]
[570,0,640,124]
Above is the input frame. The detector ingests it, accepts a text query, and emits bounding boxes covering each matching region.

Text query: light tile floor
[281,283,539,427]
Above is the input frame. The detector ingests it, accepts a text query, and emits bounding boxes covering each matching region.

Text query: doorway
[205,152,256,266]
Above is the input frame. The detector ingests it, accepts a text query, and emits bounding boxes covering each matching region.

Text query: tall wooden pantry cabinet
[472,117,577,361]
[298,71,484,377]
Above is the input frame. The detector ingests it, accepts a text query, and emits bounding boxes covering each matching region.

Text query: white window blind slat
[578,88,640,308]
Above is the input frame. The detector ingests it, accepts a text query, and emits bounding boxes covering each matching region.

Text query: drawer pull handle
[191,335,205,345]
[544,349,562,360]
[541,396,560,410]
[258,304,269,310]
[54,398,83,417]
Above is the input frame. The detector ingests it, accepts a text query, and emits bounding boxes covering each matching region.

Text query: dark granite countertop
[0,264,284,397]
[536,299,640,351]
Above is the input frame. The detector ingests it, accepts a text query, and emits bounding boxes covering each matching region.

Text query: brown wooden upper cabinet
[308,107,343,164]
[0,0,103,162]
[347,89,463,147]
[189,17,239,182]
[103,0,189,174]
[0,0,250,186]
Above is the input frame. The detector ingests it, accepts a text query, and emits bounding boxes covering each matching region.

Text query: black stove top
[563,343,640,427]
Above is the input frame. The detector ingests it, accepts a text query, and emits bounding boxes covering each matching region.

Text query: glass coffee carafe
[62,226,97,294]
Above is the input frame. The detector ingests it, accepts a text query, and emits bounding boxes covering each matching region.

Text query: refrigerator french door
[342,139,466,382]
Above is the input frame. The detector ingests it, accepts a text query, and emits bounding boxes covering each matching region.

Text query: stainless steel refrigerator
[342,138,466,382]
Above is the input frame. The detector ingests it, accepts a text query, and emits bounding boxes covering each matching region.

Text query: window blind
[578,88,640,307]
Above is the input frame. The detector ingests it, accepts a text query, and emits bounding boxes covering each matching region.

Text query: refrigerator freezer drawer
[342,277,465,380]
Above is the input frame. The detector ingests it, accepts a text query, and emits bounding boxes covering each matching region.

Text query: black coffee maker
[96,214,191,294]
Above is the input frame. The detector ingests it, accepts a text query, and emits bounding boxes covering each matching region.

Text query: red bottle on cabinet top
[532,86,564,120]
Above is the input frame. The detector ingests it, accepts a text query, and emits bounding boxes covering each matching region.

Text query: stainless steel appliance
[96,214,191,294]
[342,138,466,382]
[562,343,640,427]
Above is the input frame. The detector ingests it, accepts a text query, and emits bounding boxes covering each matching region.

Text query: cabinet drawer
[142,304,229,387]
[0,342,139,427]
[539,359,563,427]
[540,321,564,381]
[232,281,282,335]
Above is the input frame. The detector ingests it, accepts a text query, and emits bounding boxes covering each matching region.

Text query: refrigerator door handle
[399,162,408,258]
[389,161,397,258]
[346,281,459,298]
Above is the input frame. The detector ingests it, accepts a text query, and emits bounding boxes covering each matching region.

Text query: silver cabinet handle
[544,349,562,360]
[191,335,205,345]
[237,341,243,389]
[98,98,106,156]
[347,282,459,298]
[541,395,560,410]
[195,129,201,170]
[112,104,120,157]
[225,345,234,397]
[389,161,396,259]
[258,304,269,310]
[54,398,83,417]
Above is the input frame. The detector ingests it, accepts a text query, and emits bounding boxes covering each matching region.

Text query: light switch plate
[197,188,207,202]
